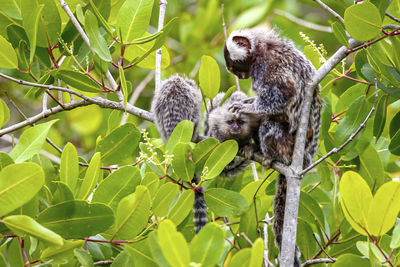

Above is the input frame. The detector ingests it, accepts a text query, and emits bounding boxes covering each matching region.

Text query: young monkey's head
[224,30,254,79]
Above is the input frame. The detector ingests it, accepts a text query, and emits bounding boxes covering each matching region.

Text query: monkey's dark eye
[227,120,234,125]
[236,119,244,125]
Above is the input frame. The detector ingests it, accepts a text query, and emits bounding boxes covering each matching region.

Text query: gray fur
[224,27,322,266]
[151,74,202,143]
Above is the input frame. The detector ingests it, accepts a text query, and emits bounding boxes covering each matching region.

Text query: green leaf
[89,0,114,38]
[389,111,400,138]
[111,251,133,267]
[3,215,63,246]
[112,185,151,240]
[53,181,74,204]
[203,140,239,179]
[190,223,225,266]
[331,22,349,47]
[390,222,400,248]
[171,143,195,182]
[158,220,190,267]
[299,192,325,230]
[0,97,10,128]
[344,1,382,41]
[41,240,85,264]
[153,182,180,217]
[60,142,79,192]
[9,119,58,163]
[96,123,141,165]
[168,190,194,226]
[55,70,103,93]
[359,144,384,190]
[126,239,158,267]
[249,238,264,267]
[107,110,123,135]
[373,95,388,140]
[192,137,219,166]
[335,83,367,114]
[0,0,21,20]
[20,1,43,62]
[125,40,170,70]
[130,31,163,44]
[140,172,160,199]
[0,162,44,217]
[0,34,17,69]
[165,120,194,153]
[229,248,251,267]
[74,249,94,267]
[0,152,13,170]
[205,188,249,217]
[340,171,372,235]
[219,86,236,106]
[85,10,112,62]
[92,166,141,211]
[116,0,154,43]
[296,219,316,259]
[367,181,400,236]
[77,152,101,200]
[119,64,128,111]
[199,55,220,99]
[389,129,400,156]
[38,200,114,239]
[332,253,369,266]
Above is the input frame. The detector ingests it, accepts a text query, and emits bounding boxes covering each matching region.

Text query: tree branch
[279,39,361,266]
[312,0,344,24]
[273,10,333,32]
[301,258,336,266]
[386,12,400,23]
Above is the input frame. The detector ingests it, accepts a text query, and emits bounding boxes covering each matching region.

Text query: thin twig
[273,10,332,32]
[155,0,167,93]
[221,4,241,91]
[312,0,344,24]
[312,233,335,261]
[386,12,400,23]
[94,260,113,266]
[301,81,378,175]
[301,258,336,266]
[311,230,340,260]
[240,232,254,246]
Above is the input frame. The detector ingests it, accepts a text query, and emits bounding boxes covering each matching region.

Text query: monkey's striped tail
[193,189,208,233]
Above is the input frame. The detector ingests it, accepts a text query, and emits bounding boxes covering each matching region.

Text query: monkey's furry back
[151,74,202,142]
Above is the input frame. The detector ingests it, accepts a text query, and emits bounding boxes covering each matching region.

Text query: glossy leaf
[171,143,195,182]
[0,34,17,69]
[229,248,251,267]
[199,55,220,99]
[190,223,225,266]
[60,142,79,192]
[74,249,94,267]
[116,0,154,43]
[110,251,133,267]
[168,190,194,225]
[77,152,101,200]
[37,200,114,239]
[20,1,42,62]
[41,240,85,264]
[390,111,400,138]
[373,95,388,140]
[95,123,141,165]
[9,119,58,163]
[332,253,369,266]
[113,186,151,240]
[158,220,190,267]
[125,41,170,70]
[192,137,219,166]
[390,222,400,248]
[299,192,325,230]
[205,188,248,217]
[389,129,400,156]
[55,70,103,93]
[89,0,114,38]
[203,140,238,179]
[249,238,264,267]
[358,144,384,190]
[3,215,63,246]
[126,239,158,267]
[340,171,372,235]
[331,22,348,47]
[140,172,160,199]
[0,152,13,170]
[344,1,382,41]
[0,162,44,217]
[85,10,112,62]
[92,166,141,211]
[153,182,180,217]
[367,181,400,236]
[0,98,10,128]
[165,120,194,153]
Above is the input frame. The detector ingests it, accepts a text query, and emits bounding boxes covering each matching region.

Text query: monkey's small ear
[232,36,251,51]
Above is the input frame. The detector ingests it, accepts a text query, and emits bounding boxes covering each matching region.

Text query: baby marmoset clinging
[224,27,322,266]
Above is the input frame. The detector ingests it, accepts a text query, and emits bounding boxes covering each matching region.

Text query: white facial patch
[226,37,248,61]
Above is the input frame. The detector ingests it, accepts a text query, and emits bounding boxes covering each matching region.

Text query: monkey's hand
[228,101,255,115]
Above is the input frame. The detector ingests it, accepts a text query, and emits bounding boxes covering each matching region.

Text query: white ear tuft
[226,30,252,61]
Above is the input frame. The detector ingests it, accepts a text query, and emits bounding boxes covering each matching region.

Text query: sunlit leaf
[199,55,220,99]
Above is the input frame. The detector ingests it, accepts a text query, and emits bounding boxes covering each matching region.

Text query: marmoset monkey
[224,28,322,266]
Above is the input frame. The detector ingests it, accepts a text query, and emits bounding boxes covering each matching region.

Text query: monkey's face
[224,115,252,138]
[224,36,252,79]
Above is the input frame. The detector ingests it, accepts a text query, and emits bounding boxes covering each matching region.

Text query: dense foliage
[0,0,400,266]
